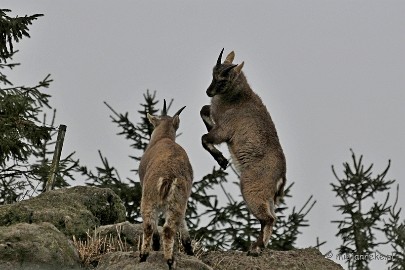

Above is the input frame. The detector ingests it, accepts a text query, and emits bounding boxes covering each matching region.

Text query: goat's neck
[222,79,253,103]
[148,130,176,148]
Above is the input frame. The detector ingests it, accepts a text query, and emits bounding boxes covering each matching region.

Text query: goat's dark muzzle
[206,90,215,97]
[206,83,215,97]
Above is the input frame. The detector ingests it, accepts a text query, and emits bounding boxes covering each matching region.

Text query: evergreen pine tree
[76,90,159,223]
[0,9,77,204]
[331,150,403,270]
[382,184,405,269]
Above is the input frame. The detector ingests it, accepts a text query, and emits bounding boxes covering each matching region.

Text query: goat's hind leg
[261,199,277,249]
[179,219,194,256]
[162,211,180,269]
[248,206,275,256]
[140,213,157,262]
[251,200,276,256]
[243,187,276,256]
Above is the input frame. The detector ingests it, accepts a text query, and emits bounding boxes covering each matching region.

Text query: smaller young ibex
[139,100,194,269]
[201,49,287,256]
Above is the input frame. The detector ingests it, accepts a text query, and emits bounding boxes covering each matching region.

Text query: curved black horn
[216,48,224,66]
[222,64,237,74]
[162,99,167,116]
[174,106,186,116]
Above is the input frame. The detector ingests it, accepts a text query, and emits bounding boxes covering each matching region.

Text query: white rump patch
[167,178,178,201]
[157,176,164,191]
[276,178,284,192]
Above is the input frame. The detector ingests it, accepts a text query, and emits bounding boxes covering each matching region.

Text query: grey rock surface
[0,186,126,237]
[0,222,82,270]
[96,251,212,270]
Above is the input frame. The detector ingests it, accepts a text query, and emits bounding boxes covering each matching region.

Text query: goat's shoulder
[142,140,192,182]
[145,139,189,164]
[215,91,269,122]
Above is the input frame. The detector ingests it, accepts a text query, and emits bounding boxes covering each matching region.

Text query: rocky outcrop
[0,186,126,270]
[96,221,144,249]
[0,186,126,238]
[96,251,212,270]
[200,248,343,270]
[94,247,342,270]
[0,222,81,270]
[0,186,343,270]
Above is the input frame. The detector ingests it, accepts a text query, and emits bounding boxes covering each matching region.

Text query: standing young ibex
[139,100,194,269]
[201,49,287,256]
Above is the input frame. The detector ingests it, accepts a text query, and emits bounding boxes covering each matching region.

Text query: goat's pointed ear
[147,113,158,127]
[234,61,244,74]
[224,51,235,64]
[173,115,180,130]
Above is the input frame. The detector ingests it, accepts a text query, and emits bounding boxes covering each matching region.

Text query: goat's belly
[228,146,242,173]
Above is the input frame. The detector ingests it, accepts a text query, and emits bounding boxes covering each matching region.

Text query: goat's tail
[274,175,286,206]
[157,177,184,202]
[157,177,173,201]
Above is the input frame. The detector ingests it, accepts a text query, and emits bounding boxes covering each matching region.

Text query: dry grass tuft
[191,237,206,259]
[72,225,133,267]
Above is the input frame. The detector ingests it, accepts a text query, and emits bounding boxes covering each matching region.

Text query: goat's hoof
[217,156,228,170]
[167,258,176,270]
[139,252,149,262]
[247,247,262,257]
[182,240,194,256]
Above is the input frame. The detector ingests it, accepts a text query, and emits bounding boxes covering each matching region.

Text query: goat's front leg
[201,129,229,170]
[200,105,214,132]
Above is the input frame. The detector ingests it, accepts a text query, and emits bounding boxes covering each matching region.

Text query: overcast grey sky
[3,1,404,268]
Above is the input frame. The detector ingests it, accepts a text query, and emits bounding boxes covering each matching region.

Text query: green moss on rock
[0,186,126,238]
